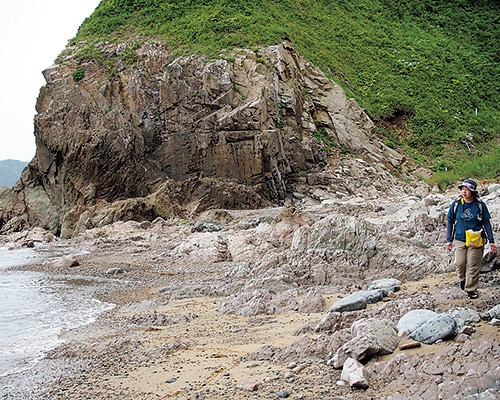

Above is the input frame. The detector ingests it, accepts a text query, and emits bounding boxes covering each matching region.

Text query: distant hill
[0,160,28,188]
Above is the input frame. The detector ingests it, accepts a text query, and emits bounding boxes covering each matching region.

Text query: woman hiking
[446,179,496,299]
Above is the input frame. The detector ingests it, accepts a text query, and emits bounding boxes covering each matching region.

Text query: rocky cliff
[0,41,419,238]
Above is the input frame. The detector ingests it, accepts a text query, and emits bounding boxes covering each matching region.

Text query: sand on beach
[1,216,499,400]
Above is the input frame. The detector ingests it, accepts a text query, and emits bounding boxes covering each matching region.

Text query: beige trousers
[453,240,484,292]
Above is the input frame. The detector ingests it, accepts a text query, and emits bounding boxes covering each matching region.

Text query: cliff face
[0,41,414,237]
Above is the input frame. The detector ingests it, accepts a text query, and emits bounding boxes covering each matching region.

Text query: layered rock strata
[1,41,411,237]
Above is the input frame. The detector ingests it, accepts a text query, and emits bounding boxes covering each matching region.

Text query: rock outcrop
[1,180,498,399]
[0,40,416,237]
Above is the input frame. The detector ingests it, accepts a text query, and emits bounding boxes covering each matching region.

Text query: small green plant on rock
[314,128,337,153]
[72,67,85,82]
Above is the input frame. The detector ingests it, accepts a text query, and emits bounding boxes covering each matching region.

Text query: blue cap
[458,179,478,193]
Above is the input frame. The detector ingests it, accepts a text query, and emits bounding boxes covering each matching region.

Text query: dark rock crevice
[0,41,418,237]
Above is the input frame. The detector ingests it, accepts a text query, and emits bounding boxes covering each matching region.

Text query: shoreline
[1,209,499,399]
[2,254,499,399]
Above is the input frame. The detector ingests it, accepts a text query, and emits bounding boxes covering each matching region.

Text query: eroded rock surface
[1,187,498,399]
[0,41,417,237]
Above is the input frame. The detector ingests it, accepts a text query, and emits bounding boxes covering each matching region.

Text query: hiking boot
[459,281,465,290]
[467,291,478,299]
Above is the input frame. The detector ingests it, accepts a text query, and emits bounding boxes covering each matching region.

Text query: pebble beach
[1,207,499,399]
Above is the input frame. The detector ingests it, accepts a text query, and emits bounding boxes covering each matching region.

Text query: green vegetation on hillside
[73,0,499,186]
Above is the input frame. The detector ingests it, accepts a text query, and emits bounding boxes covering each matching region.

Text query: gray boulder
[106,267,127,275]
[410,313,456,344]
[481,250,500,273]
[367,278,401,293]
[328,292,367,313]
[449,307,481,333]
[396,309,438,336]
[484,183,500,196]
[328,289,387,313]
[341,357,369,389]
[329,318,399,368]
[480,304,500,321]
[359,289,387,304]
[42,254,79,269]
[297,290,326,313]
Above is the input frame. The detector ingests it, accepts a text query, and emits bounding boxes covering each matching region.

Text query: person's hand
[491,243,497,254]
[446,242,453,252]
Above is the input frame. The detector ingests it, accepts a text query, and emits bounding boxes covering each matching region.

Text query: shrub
[72,67,85,82]
[67,0,500,182]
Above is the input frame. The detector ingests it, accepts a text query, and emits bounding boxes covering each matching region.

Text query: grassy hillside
[71,0,499,188]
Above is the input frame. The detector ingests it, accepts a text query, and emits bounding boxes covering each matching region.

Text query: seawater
[0,246,114,377]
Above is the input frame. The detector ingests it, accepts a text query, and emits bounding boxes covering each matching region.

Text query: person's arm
[446,219,454,243]
[483,219,495,243]
[483,219,497,253]
[446,213,455,251]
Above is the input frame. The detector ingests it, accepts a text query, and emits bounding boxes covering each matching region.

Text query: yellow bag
[465,229,484,248]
